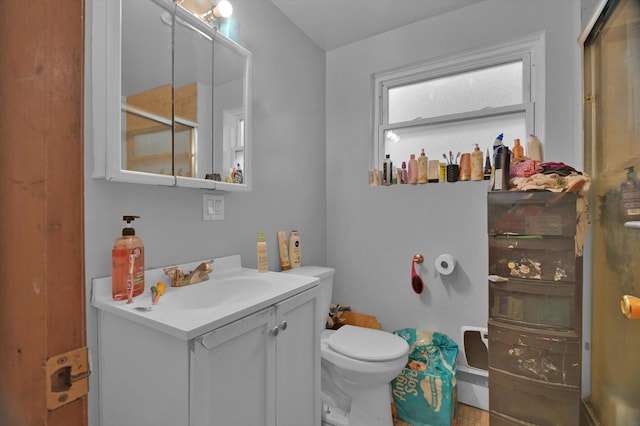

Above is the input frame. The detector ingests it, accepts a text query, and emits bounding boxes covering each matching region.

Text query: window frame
[371,33,545,169]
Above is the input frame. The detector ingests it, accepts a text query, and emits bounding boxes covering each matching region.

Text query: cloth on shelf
[510,159,543,178]
[539,162,580,176]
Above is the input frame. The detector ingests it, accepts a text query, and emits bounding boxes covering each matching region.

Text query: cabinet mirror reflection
[113,0,250,189]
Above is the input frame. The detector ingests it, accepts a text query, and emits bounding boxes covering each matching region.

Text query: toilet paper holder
[435,253,457,275]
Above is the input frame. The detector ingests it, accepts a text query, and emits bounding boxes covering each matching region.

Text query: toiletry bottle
[620,166,640,221]
[383,154,393,185]
[257,231,268,272]
[289,230,301,268]
[484,148,492,180]
[233,163,243,183]
[439,162,446,182]
[428,159,439,182]
[408,154,418,184]
[112,215,145,300]
[493,145,511,191]
[401,162,408,184]
[277,230,291,270]
[417,149,428,184]
[492,133,504,155]
[470,144,484,181]
[526,134,543,162]
[459,153,471,181]
[490,133,504,190]
[512,138,524,160]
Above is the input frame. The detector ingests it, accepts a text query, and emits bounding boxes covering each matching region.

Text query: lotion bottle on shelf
[512,138,524,160]
[112,215,145,301]
[408,154,418,184]
[383,154,393,185]
[257,231,268,272]
[493,145,511,191]
[289,230,301,268]
[470,144,484,181]
[417,149,428,184]
[277,230,290,271]
[526,134,543,162]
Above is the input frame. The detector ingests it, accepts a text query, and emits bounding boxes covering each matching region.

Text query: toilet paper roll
[435,254,456,275]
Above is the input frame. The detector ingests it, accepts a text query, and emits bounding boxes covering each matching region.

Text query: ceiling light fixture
[175,0,233,24]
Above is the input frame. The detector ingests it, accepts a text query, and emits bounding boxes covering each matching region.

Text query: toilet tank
[281,266,334,328]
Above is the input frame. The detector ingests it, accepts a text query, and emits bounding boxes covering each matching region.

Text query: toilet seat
[326,325,408,362]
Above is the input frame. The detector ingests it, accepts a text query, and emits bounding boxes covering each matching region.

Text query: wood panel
[0,0,87,424]
[126,82,197,123]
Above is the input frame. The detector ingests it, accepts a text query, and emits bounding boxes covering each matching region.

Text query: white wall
[84,1,326,424]
[326,0,582,351]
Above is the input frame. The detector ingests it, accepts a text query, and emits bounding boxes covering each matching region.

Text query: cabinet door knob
[270,326,280,336]
[279,321,288,331]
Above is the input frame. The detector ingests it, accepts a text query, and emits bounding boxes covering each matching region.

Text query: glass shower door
[582,0,640,424]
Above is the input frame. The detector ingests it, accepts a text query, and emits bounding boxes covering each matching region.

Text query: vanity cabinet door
[192,307,277,426]
[275,287,321,426]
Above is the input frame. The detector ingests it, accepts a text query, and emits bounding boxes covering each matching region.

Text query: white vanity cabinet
[191,288,321,426]
[94,259,320,426]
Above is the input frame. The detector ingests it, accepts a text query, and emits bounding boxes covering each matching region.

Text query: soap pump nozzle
[122,215,140,236]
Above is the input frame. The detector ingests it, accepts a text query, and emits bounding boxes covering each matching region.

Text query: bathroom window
[372,34,544,169]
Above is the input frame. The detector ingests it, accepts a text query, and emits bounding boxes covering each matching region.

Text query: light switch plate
[203,194,224,221]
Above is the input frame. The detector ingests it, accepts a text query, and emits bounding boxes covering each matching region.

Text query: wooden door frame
[0,0,87,424]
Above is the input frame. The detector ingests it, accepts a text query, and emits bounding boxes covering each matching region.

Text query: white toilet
[283,266,409,426]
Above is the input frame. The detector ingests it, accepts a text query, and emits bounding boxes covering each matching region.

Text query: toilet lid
[326,325,408,362]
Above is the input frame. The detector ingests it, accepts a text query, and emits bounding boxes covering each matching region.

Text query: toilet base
[322,385,394,426]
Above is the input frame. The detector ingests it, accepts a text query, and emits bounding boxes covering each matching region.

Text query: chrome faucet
[163,259,214,287]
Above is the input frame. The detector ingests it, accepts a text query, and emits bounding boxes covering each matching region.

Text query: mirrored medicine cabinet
[91,0,251,190]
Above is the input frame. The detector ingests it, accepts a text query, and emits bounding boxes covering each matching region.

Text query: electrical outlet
[203,194,224,221]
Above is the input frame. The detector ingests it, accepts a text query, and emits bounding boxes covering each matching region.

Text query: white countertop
[92,255,319,340]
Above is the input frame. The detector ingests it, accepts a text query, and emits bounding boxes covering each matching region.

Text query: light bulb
[212,0,233,18]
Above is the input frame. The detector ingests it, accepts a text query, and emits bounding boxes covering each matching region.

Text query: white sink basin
[92,255,319,340]
[161,276,273,310]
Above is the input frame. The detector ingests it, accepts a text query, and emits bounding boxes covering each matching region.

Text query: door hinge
[46,346,90,410]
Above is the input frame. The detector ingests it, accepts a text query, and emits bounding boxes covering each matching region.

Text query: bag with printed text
[391,329,458,426]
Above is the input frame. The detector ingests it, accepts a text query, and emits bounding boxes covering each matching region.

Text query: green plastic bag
[391,329,458,426]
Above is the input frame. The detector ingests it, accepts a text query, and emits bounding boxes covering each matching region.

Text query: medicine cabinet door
[92,0,251,190]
